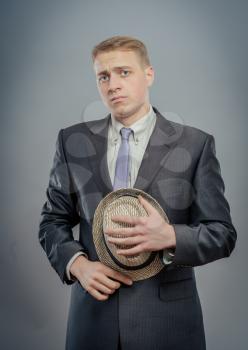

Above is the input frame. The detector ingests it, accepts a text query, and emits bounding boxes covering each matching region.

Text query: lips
[111,96,126,103]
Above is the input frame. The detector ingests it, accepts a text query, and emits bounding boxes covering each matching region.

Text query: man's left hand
[104,195,176,256]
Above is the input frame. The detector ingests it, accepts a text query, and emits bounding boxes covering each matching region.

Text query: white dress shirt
[66,104,174,281]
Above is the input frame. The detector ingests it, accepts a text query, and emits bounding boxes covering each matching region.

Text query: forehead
[93,50,142,75]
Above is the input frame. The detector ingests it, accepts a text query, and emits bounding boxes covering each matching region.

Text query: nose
[108,74,121,93]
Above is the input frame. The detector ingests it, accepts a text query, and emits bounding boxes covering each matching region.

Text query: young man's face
[93,49,154,123]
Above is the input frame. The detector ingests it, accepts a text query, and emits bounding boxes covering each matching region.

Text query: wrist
[167,224,176,248]
[70,254,88,279]
[162,223,176,249]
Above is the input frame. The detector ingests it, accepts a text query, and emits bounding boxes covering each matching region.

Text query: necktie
[113,127,133,190]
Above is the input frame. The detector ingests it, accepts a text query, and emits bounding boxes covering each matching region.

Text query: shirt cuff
[66,251,88,281]
[162,248,175,265]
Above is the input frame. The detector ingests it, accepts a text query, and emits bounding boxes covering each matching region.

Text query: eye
[121,70,130,77]
[98,75,109,83]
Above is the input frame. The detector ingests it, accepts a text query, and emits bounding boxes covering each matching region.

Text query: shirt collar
[110,104,156,143]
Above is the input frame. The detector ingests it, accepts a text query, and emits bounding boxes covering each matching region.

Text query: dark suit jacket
[38,106,237,350]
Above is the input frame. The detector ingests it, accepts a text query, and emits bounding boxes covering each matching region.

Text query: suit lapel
[133,106,176,191]
[87,106,177,196]
[86,115,113,196]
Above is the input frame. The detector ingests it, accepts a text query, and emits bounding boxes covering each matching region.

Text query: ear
[145,66,155,87]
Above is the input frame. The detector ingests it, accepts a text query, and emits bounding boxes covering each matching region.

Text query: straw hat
[92,188,169,281]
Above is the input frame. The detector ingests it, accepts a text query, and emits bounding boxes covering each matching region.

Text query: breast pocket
[159,277,195,302]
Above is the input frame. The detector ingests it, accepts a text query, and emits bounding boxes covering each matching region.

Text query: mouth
[110,96,127,103]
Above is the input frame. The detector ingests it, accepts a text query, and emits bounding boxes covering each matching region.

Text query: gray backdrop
[1,0,247,349]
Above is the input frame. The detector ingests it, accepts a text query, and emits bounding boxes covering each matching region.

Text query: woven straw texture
[92,188,169,281]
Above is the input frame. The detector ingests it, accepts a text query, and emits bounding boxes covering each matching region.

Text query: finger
[90,288,109,301]
[107,269,133,285]
[97,274,121,290]
[105,226,138,237]
[117,243,148,256]
[111,215,141,225]
[90,280,115,295]
[138,195,155,215]
[107,235,143,246]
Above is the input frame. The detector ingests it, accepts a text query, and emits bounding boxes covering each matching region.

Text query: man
[38,36,237,350]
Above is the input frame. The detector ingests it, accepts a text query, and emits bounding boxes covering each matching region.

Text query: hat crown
[103,195,151,268]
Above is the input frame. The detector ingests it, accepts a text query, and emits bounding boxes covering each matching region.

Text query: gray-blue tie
[113,127,133,190]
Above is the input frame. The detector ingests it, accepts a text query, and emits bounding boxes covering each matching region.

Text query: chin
[111,107,128,118]
[114,105,136,118]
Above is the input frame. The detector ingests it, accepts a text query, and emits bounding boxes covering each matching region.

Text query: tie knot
[120,127,133,140]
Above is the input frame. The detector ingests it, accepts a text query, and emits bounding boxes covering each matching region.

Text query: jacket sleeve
[38,129,86,285]
[172,134,237,267]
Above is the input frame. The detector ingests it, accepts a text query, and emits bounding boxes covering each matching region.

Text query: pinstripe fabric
[39,106,236,350]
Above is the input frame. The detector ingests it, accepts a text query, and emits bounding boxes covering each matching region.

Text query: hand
[105,195,176,257]
[70,255,133,301]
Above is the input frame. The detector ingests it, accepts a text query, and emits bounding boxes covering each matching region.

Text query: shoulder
[55,117,109,157]
[153,106,213,148]
[171,119,211,139]
[161,117,216,162]
[62,118,105,134]
[167,118,214,149]
[58,116,109,139]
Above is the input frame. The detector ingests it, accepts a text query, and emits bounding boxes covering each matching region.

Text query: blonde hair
[91,35,151,67]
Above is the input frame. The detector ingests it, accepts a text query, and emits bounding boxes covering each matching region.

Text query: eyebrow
[97,66,133,76]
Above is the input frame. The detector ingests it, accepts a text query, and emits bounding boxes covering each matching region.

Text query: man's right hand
[69,255,133,301]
